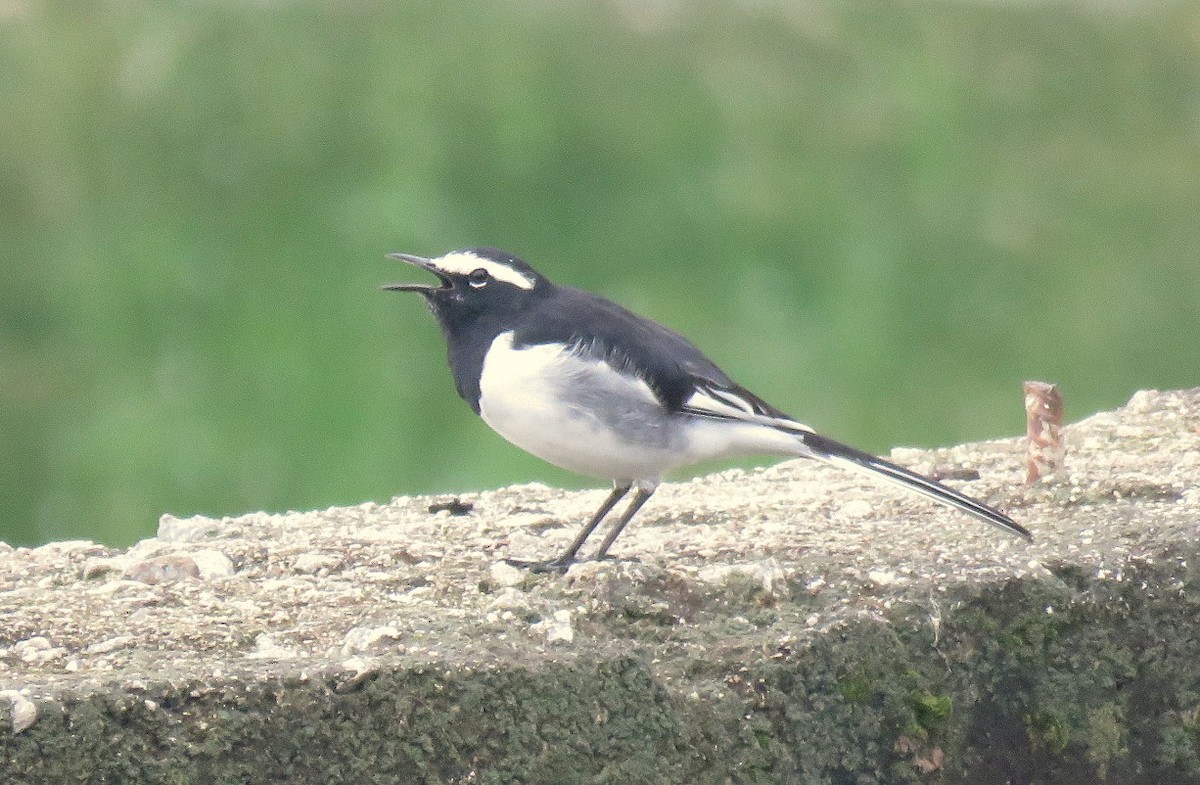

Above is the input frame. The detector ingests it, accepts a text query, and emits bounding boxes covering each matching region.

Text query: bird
[384,247,1031,572]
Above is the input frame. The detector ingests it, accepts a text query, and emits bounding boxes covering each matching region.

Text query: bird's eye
[468,268,491,288]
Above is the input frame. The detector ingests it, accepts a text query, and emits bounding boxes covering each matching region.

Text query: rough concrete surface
[2,388,1199,784]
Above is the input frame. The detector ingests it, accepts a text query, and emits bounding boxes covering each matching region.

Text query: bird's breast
[476,331,687,481]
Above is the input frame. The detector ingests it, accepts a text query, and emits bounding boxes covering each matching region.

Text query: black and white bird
[385,247,1031,572]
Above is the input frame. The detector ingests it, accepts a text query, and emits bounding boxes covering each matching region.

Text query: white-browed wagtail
[385,247,1031,572]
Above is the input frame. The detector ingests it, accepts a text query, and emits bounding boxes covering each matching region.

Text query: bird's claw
[504,556,575,574]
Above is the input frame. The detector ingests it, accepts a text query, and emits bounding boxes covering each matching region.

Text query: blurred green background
[2,1,1198,547]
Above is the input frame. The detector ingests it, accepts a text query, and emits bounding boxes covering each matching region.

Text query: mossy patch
[5,553,1200,784]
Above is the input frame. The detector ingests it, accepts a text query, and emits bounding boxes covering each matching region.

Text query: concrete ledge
[3,389,1199,784]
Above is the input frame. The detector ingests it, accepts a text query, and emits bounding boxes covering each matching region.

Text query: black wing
[512,284,781,415]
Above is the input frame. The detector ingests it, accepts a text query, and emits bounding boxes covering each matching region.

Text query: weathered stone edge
[3,546,1199,785]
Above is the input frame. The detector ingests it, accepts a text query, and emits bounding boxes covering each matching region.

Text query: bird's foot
[593,552,643,565]
[504,556,576,574]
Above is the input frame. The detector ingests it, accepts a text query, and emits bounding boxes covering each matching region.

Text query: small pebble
[0,691,37,734]
[489,561,525,588]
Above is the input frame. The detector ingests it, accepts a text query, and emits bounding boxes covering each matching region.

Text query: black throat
[430,288,546,413]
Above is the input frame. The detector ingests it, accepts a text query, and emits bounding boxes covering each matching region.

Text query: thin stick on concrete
[1024,381,1064,483]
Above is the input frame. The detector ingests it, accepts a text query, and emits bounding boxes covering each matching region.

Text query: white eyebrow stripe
[431,252,536,290]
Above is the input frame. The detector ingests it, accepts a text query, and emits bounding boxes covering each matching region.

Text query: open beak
[382,253,452,293]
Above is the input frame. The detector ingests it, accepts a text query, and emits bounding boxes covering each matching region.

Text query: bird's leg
[590,485,655,562]
[506,483,631,573]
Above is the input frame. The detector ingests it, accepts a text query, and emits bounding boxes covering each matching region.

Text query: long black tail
[801,431,1032,540]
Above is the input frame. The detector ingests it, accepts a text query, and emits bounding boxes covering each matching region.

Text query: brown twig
[1024,381,1064,483]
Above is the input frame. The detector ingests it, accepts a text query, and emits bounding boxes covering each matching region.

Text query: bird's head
[384,247,546,326]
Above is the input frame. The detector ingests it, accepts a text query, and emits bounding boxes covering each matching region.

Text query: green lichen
[839,671,876,705]
[906,692,952,739]
[1085,703,1127,779]
[1026,709,1071,754]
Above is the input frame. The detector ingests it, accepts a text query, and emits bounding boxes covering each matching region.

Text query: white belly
[477,332,805,482]
[476,332,687,481]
